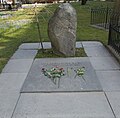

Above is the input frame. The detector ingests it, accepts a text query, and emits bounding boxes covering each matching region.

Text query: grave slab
[11,50,38,59]
[106,92,120,118]
[2,59,33,73]
[0,73,27,118]
[82,41,103,47]
[90,57,120,71]
[21,57,102,93]
[84,46,112,57]
[96,71,120,92]
[19,43,39,50]
[12,92,114,118]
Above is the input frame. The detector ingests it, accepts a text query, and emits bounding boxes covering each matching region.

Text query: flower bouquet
[42,66,65,88]
[74,67,86,81]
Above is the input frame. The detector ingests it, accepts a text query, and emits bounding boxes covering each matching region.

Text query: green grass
[36,48,87,58]
[37,2,112,43]
[0,1,114,73]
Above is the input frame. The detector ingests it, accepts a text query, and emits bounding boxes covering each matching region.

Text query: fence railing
[91,7,120,55]
[108,12,120,55]
[91,7,113,29]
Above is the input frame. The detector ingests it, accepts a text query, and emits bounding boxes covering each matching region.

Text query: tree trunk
[114,0,120,12]
[81,0,87,5]
[12,0,15,6]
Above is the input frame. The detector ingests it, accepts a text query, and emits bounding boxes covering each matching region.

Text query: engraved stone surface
[21,58,102,92]
[48,3,77,56]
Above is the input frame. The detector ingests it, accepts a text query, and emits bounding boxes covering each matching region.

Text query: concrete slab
[0,73,27,92]
[12,92,114,118]
[106,92,120,118]
[76,41,83,48]
[39,42,83,49]
[84,46,112,57]
[96,70,120,92]
[90,57,120,71]
[19,43,39,50]
[0,92,20,118]
[2,59,33,73]
[39,42,52,49]
[11,50,38,59]
[82,41,103,47]
[0,73,27,118]
[21,58,102,93]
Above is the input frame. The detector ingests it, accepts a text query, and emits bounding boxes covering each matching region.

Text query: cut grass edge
[36,48,87,58]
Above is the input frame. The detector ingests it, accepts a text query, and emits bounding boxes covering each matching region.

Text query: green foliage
[36,48,87,58]
[0,1,114,73]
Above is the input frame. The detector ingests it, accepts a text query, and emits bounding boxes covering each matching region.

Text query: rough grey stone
[90,57,120,71]
[12,92,114,118]
[11,50,38,59]
[0,73,27,118]
[106,92,120,118]
[84,46,112,57]
[21,58,102,93]
[96,70,120,91]
[2,59,33,73]
[48,3,77,56]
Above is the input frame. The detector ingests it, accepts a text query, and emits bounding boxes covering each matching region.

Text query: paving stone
[106,92,120,118]
[82,41,103,47]
[19,43,39,50]
[84,46,112,57]
[96,70,120,91]
[0,73,27,118]
[21,58,102,93]
[90,57,120,71]
[39,42,52,49]
[12,92,114,118]
[38,42,83,49]
[2,59,33,73]
[11,50,38,59]
[76,41,83,48]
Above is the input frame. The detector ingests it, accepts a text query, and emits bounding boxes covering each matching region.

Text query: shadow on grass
[0,2,113,73]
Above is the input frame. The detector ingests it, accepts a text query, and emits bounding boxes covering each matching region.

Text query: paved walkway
[0,41,120,118]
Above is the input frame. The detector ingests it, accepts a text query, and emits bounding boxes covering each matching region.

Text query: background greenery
[0,1,114,73]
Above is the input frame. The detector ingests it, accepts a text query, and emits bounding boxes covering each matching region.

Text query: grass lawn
[36,48,87,58]
[0,1,114,73]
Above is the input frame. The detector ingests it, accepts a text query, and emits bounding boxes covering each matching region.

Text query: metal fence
[108,12,120,55]
[91,7,120,55]
[91,7,113,29]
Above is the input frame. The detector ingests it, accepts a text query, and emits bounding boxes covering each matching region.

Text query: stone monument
[48,3,77,56]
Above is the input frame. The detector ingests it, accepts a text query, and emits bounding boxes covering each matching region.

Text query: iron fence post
[105,6,109,29]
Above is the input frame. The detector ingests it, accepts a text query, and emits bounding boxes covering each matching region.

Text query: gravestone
[21,58,102,93]
[48,3,77,56]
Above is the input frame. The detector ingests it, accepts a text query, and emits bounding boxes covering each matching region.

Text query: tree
[113,0,120,12]
[12,0,15,6]
[81,0,87,5]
